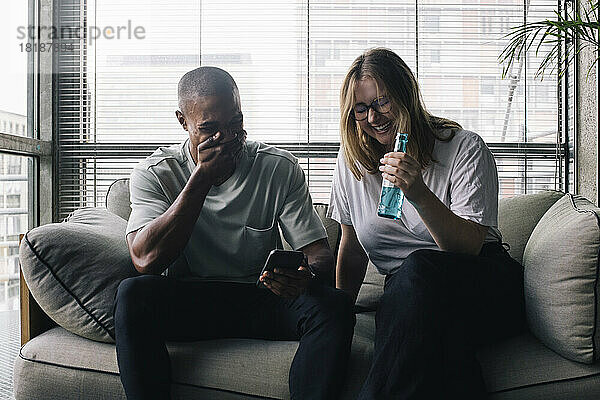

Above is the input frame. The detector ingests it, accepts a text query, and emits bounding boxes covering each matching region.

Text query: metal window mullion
[307,0,311,194]
[415,0,419,80]
[0,134,51,158]
[523,0,528,194]
[570,0,579,194]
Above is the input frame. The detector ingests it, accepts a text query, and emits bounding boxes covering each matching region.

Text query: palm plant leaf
[499,0,599,81]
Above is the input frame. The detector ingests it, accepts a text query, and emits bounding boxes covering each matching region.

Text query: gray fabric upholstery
[13,356,126,400]
[477,332,600,393]
[498,190,564,264]
[352,314,600,397]
[489,376,600,400]
[15,326,371,400]
[106,178,132,221]
[13,355,265,400]
[314,203,341,255]
[355,314,600,397]
[15,322,600,400]
[19,208,138,343]
[355,262,384,312]
[523,194,600,364]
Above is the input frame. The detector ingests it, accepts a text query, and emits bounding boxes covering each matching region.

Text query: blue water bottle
[377,132,408,220]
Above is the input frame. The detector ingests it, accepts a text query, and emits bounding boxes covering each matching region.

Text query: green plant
[499,0,599,81]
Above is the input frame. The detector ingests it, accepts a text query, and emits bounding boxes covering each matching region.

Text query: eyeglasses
[351,96,391,121]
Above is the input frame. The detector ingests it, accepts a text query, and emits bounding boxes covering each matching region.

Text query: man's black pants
[114,277,355,400]
[357,243,526,400]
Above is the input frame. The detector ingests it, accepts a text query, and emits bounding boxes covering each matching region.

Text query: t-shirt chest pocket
[243,219,278,270]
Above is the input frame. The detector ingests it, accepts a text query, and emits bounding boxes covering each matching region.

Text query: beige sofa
[14,181,600,399]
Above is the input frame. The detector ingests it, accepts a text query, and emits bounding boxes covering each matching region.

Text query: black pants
[357,243,525,400]
[113,276,355,400]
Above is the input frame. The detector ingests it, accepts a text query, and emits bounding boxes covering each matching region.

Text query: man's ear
[175,110,187,131]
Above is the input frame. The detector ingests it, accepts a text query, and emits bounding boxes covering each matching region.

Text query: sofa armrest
[19,234,55,345]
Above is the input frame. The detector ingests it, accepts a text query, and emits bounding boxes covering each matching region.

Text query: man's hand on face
[259,260,314,299]
[194,130,246,186]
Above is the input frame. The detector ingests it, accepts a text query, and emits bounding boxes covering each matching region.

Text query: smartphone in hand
[256,249,305,288]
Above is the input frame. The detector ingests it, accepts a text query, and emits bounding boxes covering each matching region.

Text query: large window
[0,0,45,396]
[56,0,567,219]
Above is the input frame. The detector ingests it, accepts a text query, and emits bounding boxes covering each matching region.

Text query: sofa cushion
[523,194,600,363]
[355,314,600,395]
[19,208,138,343]
[15,326,372,400]
[498,190,563,264]
[355,262,384,312]
[314,203,341,255]
[16,324,600,400]
[106,178,132,221]
[477,331,600,397]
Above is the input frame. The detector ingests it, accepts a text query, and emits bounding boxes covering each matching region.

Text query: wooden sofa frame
[19,234,56,346]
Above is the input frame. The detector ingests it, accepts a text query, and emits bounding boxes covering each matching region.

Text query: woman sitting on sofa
[328,47,526,399]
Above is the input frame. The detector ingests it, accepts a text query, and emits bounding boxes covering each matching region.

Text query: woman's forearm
[412,188,487,255]
[336,226,369,302]
[336,257,367,303]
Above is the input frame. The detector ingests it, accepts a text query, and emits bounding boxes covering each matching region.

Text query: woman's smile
[370,120,393,134]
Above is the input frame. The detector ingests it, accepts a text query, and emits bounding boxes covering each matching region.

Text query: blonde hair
[340,48,462,180]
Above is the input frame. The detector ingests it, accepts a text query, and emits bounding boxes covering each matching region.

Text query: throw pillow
[523,194,600,363]
[498,190,563,264]
[19,207,138,343]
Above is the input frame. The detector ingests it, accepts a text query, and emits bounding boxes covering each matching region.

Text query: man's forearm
[129,176,211,274]
[301,238,335,284]
[309,251,334,285]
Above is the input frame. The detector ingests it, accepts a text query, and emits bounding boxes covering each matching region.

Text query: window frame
[0,0,54,229]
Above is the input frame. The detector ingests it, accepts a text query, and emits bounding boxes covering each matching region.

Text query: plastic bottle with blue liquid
[377,132,408,220]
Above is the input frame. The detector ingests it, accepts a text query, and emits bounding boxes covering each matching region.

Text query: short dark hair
[177,66,239,114]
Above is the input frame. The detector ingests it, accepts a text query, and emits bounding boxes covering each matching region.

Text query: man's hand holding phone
[258,250,314,299]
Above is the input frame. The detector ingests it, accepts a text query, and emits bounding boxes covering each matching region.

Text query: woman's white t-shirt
[327,129,502,275]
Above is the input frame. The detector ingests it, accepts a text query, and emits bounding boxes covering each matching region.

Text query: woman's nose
[367,107,378,124]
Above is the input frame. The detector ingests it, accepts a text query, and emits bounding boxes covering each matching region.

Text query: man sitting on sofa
[114,66,355,400]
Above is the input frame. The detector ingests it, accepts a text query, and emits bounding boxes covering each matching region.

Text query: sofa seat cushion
[352,312,600,396]
[478,332,600,395]
[18,321,600,400]
[355,262,385,312]
[16,326,372,400]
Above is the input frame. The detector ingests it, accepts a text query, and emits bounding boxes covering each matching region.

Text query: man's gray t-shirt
[327,129,502,275]
[127,139,327,283]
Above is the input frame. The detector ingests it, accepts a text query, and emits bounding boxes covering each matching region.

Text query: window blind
[56,0,567,220]
[56,0,93,218]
